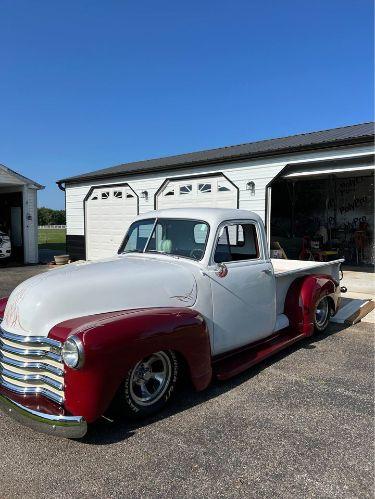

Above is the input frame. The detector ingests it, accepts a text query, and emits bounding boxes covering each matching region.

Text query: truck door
[207,220,276,355]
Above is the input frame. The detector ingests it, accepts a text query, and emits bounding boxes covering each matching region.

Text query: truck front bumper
[0,391,87,439]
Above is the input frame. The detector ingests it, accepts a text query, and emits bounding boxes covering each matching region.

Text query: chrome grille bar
[0,365,64,391]
[0,378,63,405]
[0,353,64,377]
[0,341,62,362]
[0,329,62,348]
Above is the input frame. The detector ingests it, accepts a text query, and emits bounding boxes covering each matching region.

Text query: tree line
[38,207,66,226]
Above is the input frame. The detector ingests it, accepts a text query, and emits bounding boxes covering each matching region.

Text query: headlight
[62,336,84,369]
[0,236,9,248]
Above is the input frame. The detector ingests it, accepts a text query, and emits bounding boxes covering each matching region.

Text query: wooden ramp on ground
[331,298,375,326]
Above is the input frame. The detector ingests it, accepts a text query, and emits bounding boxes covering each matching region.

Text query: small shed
[0,164,43,264]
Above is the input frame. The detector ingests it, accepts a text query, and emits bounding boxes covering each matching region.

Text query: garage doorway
[270,170,374,266]
[0,190,24,263]
[156,174,238,210]
[85,184,139,260]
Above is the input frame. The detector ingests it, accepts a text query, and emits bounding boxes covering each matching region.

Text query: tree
[38,208,66,226]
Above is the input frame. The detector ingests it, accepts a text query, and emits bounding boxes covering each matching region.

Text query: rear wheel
[116,350,179,419]
[314,296,330,333]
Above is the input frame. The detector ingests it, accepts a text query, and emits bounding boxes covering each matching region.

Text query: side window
[214,223,260,263]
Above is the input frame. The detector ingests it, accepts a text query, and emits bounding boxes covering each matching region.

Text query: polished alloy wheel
[129,352,172,407]
[315,297,329,329]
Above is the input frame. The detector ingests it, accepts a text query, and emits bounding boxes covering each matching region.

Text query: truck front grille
[0,322,64,405]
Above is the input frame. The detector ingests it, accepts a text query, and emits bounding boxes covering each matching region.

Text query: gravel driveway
[0,266,373,498]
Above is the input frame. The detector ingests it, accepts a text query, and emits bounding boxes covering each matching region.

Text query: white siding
[65,144,374,237]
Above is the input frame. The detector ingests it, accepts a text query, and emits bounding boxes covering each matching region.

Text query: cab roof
[133,208,263,227]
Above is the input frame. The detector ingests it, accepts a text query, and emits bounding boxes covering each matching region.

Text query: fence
[38,225,66,230]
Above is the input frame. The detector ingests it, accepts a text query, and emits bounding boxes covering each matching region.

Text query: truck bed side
[272,258,344,315]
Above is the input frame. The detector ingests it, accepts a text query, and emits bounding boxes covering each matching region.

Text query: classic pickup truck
[0,208,344,438]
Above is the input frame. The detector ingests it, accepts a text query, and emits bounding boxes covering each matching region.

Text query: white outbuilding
[58,123,374,266]
[0,164,43,264]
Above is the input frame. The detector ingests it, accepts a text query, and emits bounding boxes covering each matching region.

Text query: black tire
[115,350,179,419]
[313,296,331,333]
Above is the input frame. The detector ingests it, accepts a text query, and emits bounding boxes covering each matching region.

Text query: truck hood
[2,255,197,337]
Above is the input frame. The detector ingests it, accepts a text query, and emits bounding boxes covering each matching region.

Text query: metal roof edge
[57,134,374,186]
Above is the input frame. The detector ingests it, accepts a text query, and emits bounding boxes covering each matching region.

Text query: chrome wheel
[315,297,329,329]
[129,352,172,407]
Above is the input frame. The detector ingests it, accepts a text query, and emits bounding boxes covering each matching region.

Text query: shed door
[86,186,138,260]
[156,175,237,210]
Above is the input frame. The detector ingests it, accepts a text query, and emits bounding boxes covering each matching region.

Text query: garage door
[156,175,238,210]
[86,185,138,260]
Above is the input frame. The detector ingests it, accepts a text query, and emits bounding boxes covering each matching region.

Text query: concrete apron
[331,268,375,325]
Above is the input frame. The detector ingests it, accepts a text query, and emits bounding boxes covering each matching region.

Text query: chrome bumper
[0,391,87,439]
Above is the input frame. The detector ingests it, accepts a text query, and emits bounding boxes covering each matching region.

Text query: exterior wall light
[246,181,256,196]
[141,191,149,201]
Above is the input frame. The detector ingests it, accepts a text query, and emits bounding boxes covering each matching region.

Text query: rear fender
[285,274,340,336]
[49,307,212,422]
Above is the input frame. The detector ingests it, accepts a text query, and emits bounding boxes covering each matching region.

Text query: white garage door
[86,185,138,260]
[156,175,238,210]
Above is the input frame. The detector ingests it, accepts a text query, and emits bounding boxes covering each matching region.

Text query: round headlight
[62,336,84,369]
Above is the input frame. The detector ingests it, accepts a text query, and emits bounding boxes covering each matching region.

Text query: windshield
[120,218,209,261]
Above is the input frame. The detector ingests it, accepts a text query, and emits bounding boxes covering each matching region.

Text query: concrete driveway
[0,266,373,498]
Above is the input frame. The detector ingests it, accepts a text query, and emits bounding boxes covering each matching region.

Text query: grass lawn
[38,228,66,251]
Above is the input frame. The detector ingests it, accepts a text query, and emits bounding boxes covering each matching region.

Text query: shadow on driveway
[81,322,351,446]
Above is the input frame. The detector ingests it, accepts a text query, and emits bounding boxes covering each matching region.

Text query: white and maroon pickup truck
[0,208,344,438]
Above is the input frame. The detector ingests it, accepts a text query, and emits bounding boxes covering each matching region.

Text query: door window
[214,223,260,263]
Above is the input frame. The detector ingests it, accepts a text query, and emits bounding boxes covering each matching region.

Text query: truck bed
[272,258,344,316]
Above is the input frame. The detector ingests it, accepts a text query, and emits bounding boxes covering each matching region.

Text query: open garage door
[156,174,238,210]
[85,184,138,260]
[269,157,375,265]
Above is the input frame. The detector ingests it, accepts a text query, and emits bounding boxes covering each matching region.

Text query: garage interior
[270,157,374,267]
[0,187,24,263]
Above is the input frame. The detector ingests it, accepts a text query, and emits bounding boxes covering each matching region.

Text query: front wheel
[116,350,179,419]
[314,296,331,333]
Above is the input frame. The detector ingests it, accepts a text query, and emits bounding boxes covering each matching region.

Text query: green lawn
[38,228,67,251]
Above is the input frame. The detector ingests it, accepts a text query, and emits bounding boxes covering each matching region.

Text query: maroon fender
[0,297,8,318]
[48,307,212,423]
[284,274,340,337]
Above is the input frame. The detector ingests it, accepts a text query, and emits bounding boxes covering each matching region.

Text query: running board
[213,330,306,381]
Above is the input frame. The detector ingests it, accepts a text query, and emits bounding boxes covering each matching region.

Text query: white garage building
[0,164,42,264]
[58,123,374,265]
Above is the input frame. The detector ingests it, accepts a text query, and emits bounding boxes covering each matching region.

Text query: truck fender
[284,274,340,337]
[49,307,212,423]
[0,297,8,318]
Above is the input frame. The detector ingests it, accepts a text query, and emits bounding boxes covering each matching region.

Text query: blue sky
[0,0,373,209]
